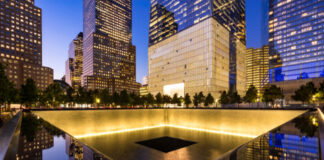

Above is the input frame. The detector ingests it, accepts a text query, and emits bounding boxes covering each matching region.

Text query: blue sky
[35,0,265,83]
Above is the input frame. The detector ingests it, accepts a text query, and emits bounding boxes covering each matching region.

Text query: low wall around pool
[33,109,306,138]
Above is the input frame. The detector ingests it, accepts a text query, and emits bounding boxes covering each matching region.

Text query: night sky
[35,0,266,83]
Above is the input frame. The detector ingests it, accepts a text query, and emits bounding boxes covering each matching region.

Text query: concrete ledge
[0,111,22,160]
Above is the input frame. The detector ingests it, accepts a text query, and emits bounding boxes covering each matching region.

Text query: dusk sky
[35,0,265,83]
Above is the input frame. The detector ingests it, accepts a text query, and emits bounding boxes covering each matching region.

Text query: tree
[292,82,317,104]
[262,85,284,106]
[219,91,229,105]
[204,93,214,107]
[100,89,111,106]
[65,87,75,107]
[155,92,163,107]
[119,90,130,107]
[146,93,155,107]
[163,95,171,105]
[244,85,258,104]
[193,93,199,107]
[20,78,38,108]
[184,93,192,108]
[197,92,205,104]
[112,92,120,107]
[0,63,18,112]
[228,86,241,104]
[129,92,140,106]
[171,93,181,106]
[75,87,87,104]
[43,82,64,107]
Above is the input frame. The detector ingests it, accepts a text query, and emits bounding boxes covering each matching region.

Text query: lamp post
[96,98,100,108]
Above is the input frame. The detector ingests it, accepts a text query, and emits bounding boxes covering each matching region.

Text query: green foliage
[112,92,120,106]
[100,89,111,105]
[262,85,284,105]
[119,90,130,106]
[219,91,229,105]
[227,86,241,104]
[65,87,75,107]
[129,92,140,106]
[292,82,317,104]
[20,78,38,108]
[244,85,258,103]
[42,82,64,107]
[0,63,18,111]
[145,93,155,106]
[163,95,171,104]
[171,93,181,106]
[193,93,199,106]
[204,93,214,107]
[184,93,192,108]
[155,92,163,107]
[219,87,241,105]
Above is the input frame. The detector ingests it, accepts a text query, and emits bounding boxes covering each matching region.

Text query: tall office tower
[148,0,246,100]
[246,46,269,97]
[65,32,83,89]
[269,0,324,82]
[0,0,53,90]
[261,0,270,46]
[82,0,139,93]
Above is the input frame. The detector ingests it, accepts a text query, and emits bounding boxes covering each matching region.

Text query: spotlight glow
[75,124,166,138]
[317,108,324,120]
[75,124,257,139]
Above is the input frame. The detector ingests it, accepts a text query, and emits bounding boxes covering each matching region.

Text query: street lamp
[96,98,100,104]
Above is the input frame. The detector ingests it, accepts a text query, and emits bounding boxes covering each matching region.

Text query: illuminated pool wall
[34,109,305,138]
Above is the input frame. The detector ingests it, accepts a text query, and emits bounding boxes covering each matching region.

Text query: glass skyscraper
[149,0,246,46]
[82,0,139,93]
[269,0,324,82]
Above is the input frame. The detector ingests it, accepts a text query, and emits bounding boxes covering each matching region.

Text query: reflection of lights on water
[312,117,316,125]
[317,108,324,120]
[75,124,257,139]
[75,124,166,138]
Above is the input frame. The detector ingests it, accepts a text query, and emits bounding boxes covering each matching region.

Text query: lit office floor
[78,127,252,160]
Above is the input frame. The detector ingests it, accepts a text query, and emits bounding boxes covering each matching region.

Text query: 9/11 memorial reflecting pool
[14,109,322,159]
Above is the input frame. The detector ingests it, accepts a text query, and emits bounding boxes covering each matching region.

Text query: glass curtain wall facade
[246,46,269,97]
[269,0,324,82]
[82,0,139,93]
[148,0,246,96]
[65,32,83,89]
[0,0,53,90]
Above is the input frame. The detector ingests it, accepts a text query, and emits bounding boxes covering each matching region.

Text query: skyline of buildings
[0,0,53,90]
[1,0,323,103]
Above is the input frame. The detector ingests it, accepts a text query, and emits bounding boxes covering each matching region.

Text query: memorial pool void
[32,109,307,159]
